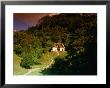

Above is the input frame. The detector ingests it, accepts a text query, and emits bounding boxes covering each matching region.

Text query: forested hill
[14,13,97,75]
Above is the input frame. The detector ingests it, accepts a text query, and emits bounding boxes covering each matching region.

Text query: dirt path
[56,51,59,55]
[24,68,41,75]
[24,52,59,75]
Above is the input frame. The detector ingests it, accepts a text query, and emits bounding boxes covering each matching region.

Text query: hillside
[24,51,67,75]
[14,52,67,75]
[14,13,97,75]
[13,54,28,75]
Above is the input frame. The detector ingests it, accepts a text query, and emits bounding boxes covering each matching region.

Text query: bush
[14,44,22,55]
[20,53,35,69]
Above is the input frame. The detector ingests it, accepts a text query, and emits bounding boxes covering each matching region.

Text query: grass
[13,54,28,75]
[58,51,68,58]
[27,51,67,75]
[13,51,67,75]
[37,52,58,65]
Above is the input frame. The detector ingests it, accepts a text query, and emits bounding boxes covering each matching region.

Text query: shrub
[14,44,22,55]
[20,53,35,69]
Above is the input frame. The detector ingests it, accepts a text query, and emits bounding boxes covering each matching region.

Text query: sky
[13,13,95,31]
[14,13,50,31]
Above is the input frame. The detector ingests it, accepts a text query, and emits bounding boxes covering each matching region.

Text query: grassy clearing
[26,51,67,75]
[37,52,58,65]
[13,54,28,75]
[14,51,67,75]
[58,51,68,58]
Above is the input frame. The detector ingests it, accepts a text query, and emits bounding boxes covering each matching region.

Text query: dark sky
[14,13,96,31]
[14,13,50,31]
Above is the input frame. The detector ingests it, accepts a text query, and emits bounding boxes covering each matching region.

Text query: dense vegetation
[13,54,28,75]
[14,13,97,75]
